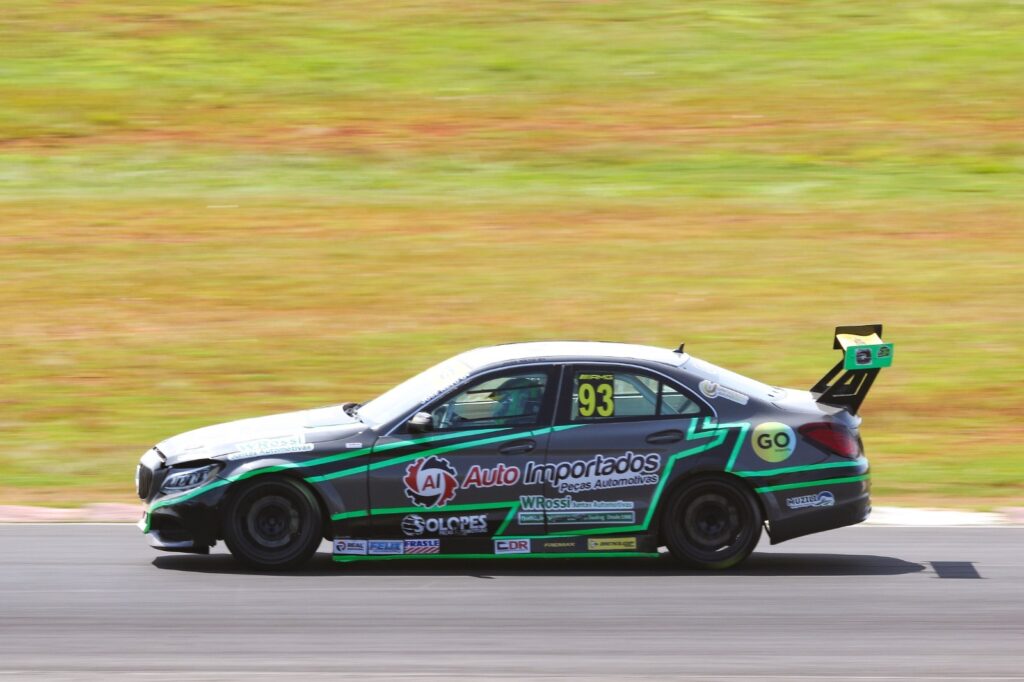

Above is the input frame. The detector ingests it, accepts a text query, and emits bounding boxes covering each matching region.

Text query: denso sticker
[404,539,440,555]
[786,491,836,509]
[229,434,315,459]
[587,537,637,551]
[333,539,368,556]
[368,540,405,555]
[403,456,459,508]
[400,513,488,537]
[494,539,531,554]
[523,452,660,494]
[752,422,796,463]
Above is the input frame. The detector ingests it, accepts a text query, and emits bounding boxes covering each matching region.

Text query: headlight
[161,464,219,493]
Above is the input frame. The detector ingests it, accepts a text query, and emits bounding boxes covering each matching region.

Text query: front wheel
[222,477,323,570]
[662,476,762,569]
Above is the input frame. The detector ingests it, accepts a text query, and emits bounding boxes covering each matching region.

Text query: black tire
[222,476,323,570]
[662,475,762,569]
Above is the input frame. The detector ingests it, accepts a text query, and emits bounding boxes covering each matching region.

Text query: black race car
[136,325,893,570]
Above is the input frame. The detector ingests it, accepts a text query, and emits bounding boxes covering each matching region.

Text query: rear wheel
[662,476,762,569]
[223,477,323,570]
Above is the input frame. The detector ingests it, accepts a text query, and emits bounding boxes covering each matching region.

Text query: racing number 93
[578,373,615,418]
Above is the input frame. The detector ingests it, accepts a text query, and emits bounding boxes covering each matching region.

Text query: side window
[570,369,702,422]
[429,371,550,431]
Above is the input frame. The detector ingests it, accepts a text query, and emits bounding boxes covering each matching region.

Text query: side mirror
[408,411,433,433]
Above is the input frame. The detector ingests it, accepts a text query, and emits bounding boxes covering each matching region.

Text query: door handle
[646,430,685,445]
[499,439,536,455]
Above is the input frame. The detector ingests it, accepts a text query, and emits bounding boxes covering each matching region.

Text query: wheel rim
[246,495,299,549]
[674,482,755,562]
[683,492,741,551]
[230,481,317,565]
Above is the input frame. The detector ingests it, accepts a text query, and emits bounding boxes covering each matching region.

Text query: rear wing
[810,324,893,414]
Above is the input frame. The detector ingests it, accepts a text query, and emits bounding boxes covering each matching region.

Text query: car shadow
[152,550,925,578]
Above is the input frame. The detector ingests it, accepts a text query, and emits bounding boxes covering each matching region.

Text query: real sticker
[752,422,796,463]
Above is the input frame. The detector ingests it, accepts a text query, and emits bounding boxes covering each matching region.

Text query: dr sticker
[752,422,796,462]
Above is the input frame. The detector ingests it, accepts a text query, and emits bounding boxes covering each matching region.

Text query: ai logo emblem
[752,422,796,462]
[403,456,459,508]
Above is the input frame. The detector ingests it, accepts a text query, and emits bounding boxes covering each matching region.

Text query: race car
[136,324,893,570]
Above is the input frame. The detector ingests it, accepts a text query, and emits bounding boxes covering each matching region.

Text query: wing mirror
[408,411,433,433]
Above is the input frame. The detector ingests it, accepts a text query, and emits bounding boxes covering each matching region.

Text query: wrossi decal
[404,539,440,555]
[786,491,835,510]
[517,495,636,525]
[229,434,314,460]
[461,463,521,489]
[400,513,488,537]
[403,456,459,508]
[523,452,660,494]
[494,539,531,555]
[752,422,796,463]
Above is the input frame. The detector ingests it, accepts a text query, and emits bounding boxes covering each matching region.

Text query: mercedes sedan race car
[136,325,893,570]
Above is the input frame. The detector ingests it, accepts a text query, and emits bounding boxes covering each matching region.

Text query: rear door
[367,365,560,552]
[539,364,706,539]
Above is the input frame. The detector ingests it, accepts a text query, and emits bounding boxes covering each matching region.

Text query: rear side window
[569,369,702,422]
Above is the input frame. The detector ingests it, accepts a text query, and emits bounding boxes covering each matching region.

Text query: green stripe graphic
[147,428,507,513]
[497,417,747,540]
[754,474,869,494]
[332,551,660,563]
[735,460,864,478]
[309,424,581,484]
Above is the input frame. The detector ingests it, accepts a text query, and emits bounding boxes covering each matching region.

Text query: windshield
[356,355,473,428]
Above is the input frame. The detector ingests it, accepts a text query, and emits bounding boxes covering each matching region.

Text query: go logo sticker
[752,422,796,462]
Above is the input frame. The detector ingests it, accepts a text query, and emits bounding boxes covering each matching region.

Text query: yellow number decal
[579,383,596,417]
[596,382,614,417]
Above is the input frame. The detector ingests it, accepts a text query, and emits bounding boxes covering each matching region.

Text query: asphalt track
[0,525,1022,681]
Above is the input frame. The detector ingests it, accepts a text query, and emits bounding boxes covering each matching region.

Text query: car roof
[454,341,689,370]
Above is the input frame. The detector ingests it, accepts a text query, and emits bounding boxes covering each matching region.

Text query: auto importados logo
[403,456,459,508]
[523,451,661,494]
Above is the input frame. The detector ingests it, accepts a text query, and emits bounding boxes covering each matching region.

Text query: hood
[156,404,369,466]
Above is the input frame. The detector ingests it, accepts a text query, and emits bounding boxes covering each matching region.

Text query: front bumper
[137,450,227,554]
[140,497,225,553]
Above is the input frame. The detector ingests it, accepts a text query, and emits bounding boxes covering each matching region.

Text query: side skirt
[333,551,660,563]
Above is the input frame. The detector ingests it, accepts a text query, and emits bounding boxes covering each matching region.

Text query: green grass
[0,0,1021,507]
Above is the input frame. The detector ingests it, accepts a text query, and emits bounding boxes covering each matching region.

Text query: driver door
[367,365,560,552]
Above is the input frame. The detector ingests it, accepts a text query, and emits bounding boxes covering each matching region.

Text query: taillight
[798,422,860,458]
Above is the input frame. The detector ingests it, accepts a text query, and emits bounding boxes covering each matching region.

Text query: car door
[539,364,707,538]
[367,364,560,553]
